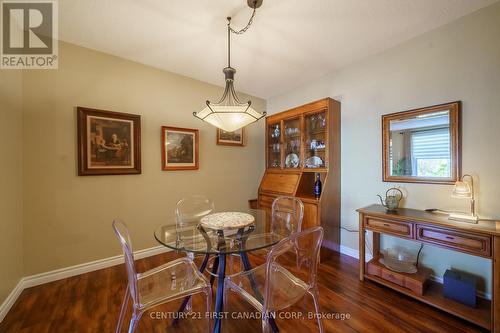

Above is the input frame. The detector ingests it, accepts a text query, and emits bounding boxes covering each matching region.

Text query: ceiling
[59,0,497,99]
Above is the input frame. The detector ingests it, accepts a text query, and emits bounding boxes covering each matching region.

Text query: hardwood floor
[0,251,488,333]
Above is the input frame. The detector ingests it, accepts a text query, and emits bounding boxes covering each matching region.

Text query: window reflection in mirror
[382,101,460,184]
[389,111,451,178]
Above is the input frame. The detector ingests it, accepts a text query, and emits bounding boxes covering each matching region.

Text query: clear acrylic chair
[175,195,217,309]
[271,196,304,237]
[257,196,305,259]
[175,195,215,227]
[175,195,216,258]
[224,226,325,333]
[112,220,212,333]
[176,195,242,278]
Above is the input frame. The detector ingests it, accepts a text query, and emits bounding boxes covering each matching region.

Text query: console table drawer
[364,217,413,238]
[416,225,492,257]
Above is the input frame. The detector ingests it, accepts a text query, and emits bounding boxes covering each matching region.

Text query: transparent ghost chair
[224,226,325,333]
[112,220,212,333]
[256,196,304,259]
[175,195,217,310]
[175,195,216,256]
[176,195,243,278]
[271,196,304,237]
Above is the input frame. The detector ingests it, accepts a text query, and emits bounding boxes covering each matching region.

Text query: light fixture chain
[228,6,256,35]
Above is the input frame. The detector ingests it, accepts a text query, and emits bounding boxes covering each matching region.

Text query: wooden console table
[357,204,500,332]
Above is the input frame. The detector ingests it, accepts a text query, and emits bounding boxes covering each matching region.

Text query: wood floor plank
[0,251,488,333]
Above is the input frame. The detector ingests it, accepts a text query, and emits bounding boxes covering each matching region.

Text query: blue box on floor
[443,269,477,308]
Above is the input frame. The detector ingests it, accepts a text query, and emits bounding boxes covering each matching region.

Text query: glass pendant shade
[193,12,266,132]
[195,104,264,132]
[194,67,266,132]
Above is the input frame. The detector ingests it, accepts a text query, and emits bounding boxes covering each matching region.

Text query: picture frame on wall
[77,107,141,176]
[162,126,199,171]
[216,128,245,146]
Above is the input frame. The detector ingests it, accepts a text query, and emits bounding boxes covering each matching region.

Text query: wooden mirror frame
[382,101,461,185]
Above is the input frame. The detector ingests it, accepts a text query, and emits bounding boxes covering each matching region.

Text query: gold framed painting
[216,128,245,146]
[162,126,199,171]
[77,107,141,176]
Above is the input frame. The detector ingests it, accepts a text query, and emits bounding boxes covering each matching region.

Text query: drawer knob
[446,236,455,240]
[383,223,390,227]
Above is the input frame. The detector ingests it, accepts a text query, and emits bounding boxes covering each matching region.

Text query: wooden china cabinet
[257,98,341,251]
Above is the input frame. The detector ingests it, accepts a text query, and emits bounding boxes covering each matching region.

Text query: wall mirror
[382,101,461,184]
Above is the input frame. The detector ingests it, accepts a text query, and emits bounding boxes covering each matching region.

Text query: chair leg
[204,287,213,333]
[173,253,212,327]
[310,288,324,333]
[116,285,130,333]
[241,252,279,333]
[186,252,195,312]
[261,313,272,333]
[210,256,220,286]
[229,254,234,274]
[128,310,143,333]
[222,282,229,312]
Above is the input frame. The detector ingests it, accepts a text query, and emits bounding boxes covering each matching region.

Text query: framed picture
[77,107,141,176]
[216,128,245,146]
[162,126,199,170]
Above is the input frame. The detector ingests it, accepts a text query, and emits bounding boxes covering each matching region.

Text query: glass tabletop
[154,209,284,255]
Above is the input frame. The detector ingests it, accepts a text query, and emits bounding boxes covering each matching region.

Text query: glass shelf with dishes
[304,111,327,169]
[268,122,281,168]
[283,117,301,169]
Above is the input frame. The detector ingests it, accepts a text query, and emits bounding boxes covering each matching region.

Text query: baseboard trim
[0,280,24,323]
[0,245,171,323]
[322,240,374,261]
[22,245,170,289]
[339,244,373,262]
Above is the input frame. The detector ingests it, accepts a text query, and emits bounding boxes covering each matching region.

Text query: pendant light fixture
[193,0,266,132]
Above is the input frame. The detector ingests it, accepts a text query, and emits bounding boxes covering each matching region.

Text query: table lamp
[449,174,478,223]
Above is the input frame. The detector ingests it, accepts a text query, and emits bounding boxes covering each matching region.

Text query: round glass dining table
[154,209,282,333]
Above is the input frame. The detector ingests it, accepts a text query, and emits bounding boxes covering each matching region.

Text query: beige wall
[22,42,265,275]
[0,70,23,304]
[268,3,500,295]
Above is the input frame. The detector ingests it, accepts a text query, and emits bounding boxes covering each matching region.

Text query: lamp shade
[193,14,267,132]
[451,181,472,198]
[195,104,264,132]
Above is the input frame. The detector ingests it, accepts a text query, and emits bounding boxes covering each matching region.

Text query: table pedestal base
[174,227,279,333]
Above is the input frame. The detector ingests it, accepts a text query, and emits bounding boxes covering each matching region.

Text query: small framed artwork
[162,126,199,171]
[216,128,245,146]
[77,107,141,176]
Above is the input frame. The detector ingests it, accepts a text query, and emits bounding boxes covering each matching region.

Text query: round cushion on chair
[200,212,255,230]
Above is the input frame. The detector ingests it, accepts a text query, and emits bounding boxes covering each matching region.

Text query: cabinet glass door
[304,111,327,168]
[283,117,301,169]
[268,122,281,168]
